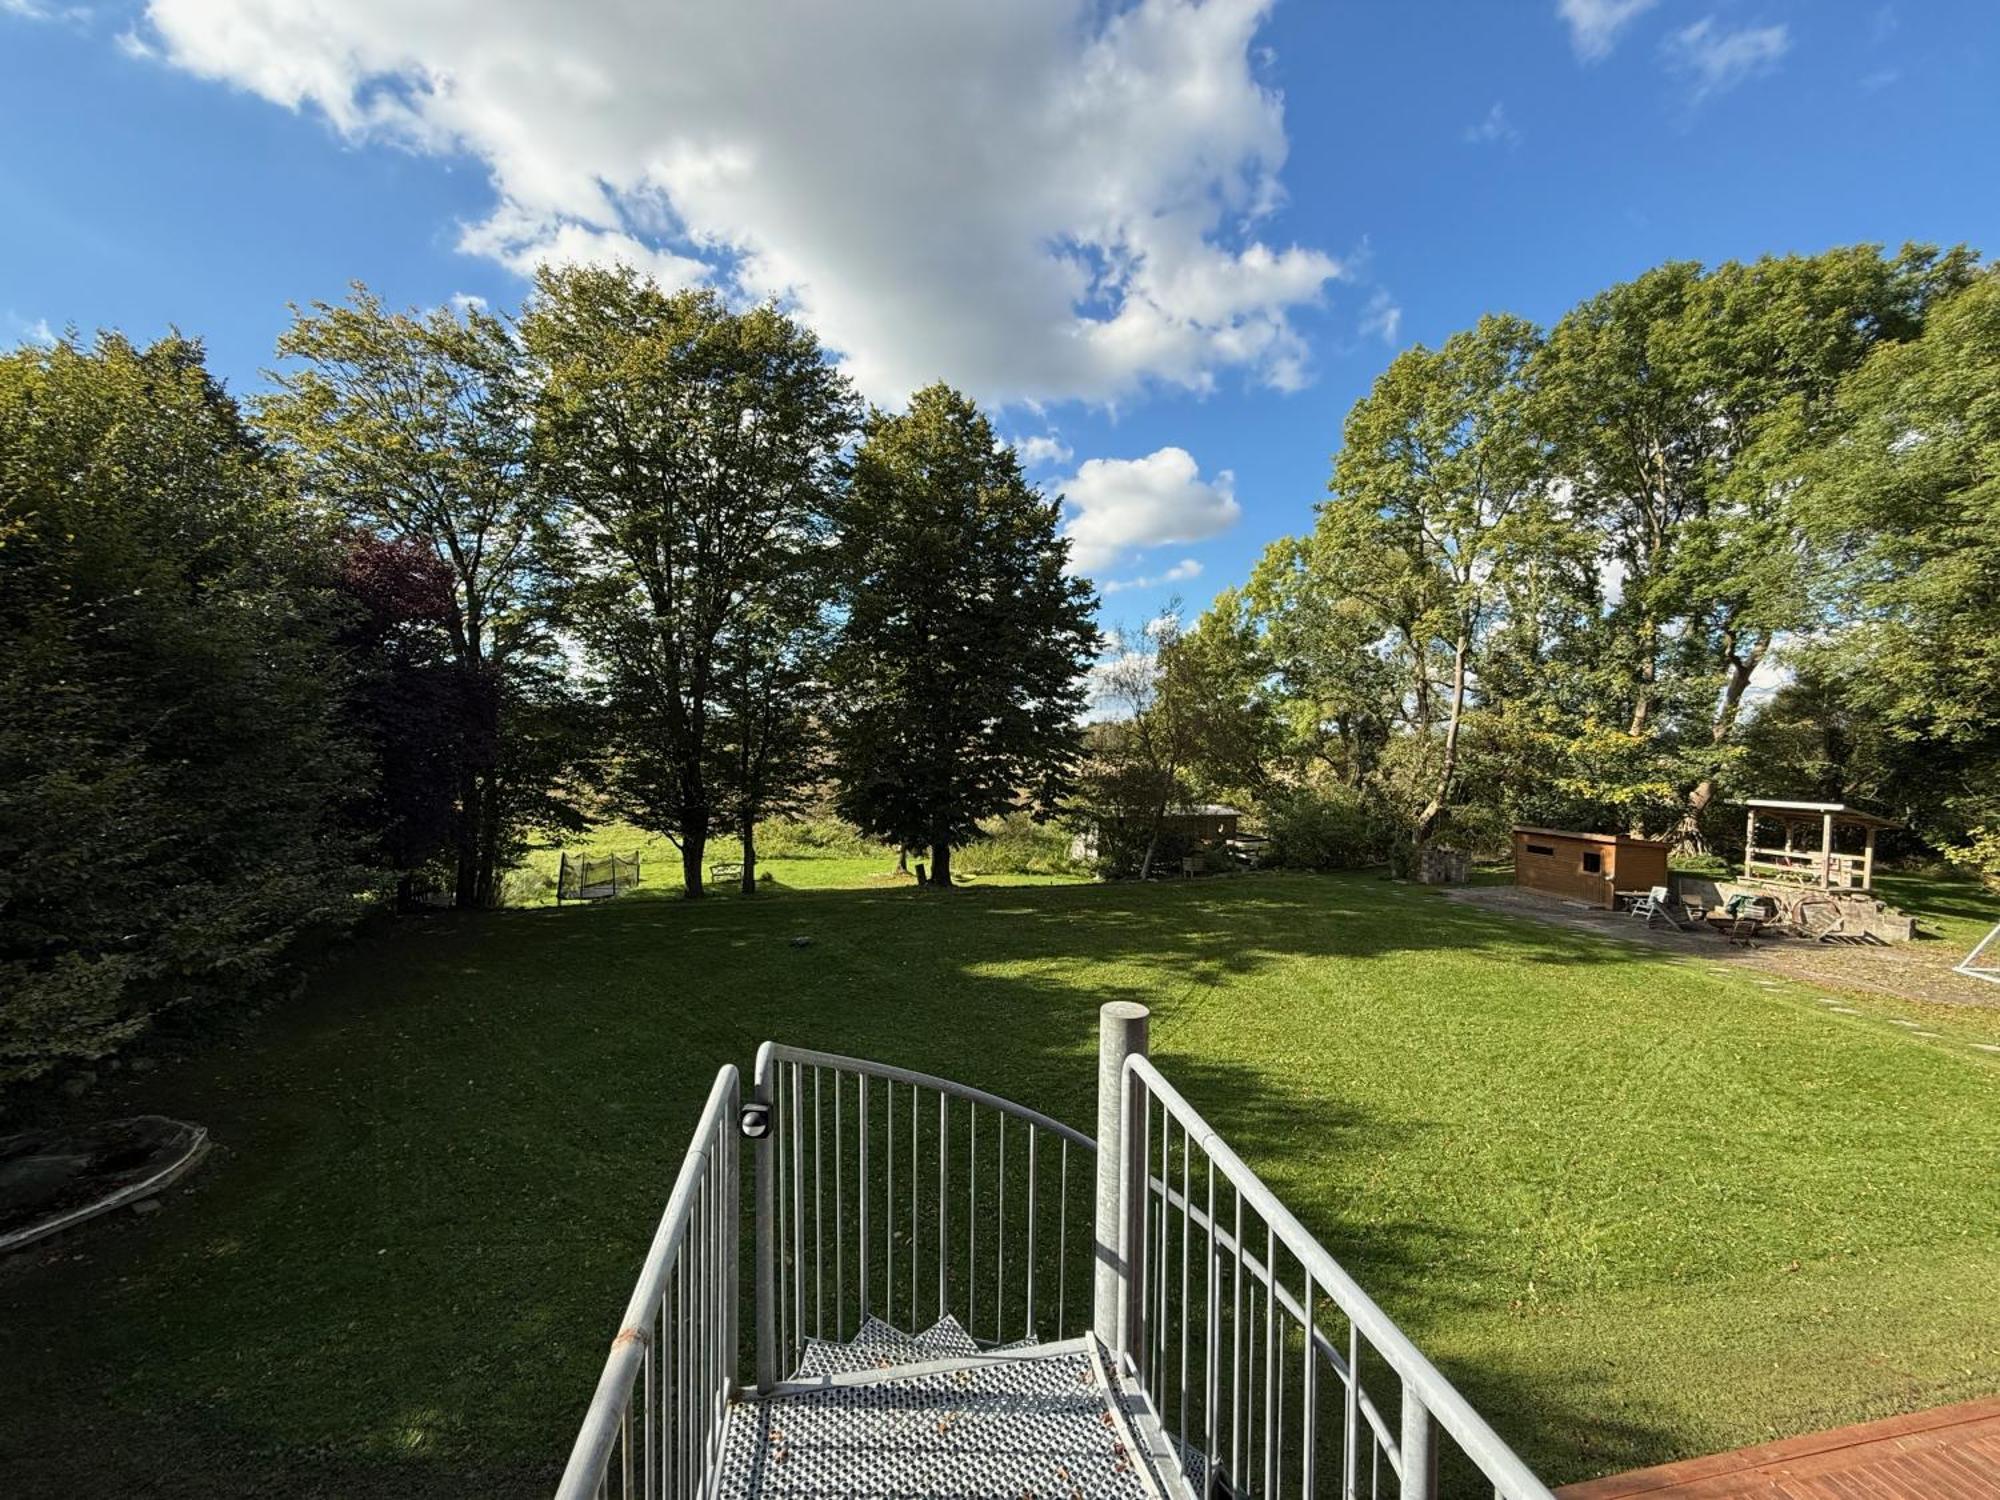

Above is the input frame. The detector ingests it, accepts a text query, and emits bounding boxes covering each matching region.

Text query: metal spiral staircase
[555,1005,1555,1500]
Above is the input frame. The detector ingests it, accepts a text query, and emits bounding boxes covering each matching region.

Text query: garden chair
[1630,884,1694,931]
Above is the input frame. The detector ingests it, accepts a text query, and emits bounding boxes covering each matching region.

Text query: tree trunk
[1678,632,1769,849]
[929,839,953,890]
[680,818,708,899]
[472,773,503,908]
[452,764,480,909]
[1413,633,1469,847]
[740,814,757,896]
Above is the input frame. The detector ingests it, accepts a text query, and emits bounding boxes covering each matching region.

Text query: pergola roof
[1743,798,1903,830]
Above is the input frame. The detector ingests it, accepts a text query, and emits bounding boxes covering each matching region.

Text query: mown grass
[502,815,1088,905]
[0,871,1995,1497]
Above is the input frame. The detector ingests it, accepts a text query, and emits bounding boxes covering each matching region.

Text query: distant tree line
[1,269,1094,1085]
[1077,244,2000,884]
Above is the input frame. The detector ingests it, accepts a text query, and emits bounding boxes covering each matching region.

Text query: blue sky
[4,0,1995,629]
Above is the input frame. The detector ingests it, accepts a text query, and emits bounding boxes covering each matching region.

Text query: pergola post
[1744,806,1756,881]
[1819,811,1834,890]
[1863,826,1877,892]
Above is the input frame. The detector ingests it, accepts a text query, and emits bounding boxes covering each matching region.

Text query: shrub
[955,812,1084,876]
[1262,786,1396,871]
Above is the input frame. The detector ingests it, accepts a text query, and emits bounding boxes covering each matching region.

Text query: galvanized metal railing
[1119,1055,1554,1500]
[556,1013,1555,1499]
[554,1066,741,1500]
[749,1041,1097,1389]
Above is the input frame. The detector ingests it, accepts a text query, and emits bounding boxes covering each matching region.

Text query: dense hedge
[0,336,365,1085]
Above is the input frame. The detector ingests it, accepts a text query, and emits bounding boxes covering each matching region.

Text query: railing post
[1094,1001,1149,1353]
[1400,1379,1439,1500]
[752,1044,777,1393]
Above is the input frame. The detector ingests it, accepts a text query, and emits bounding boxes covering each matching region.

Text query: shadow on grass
[0,873,1670,1498]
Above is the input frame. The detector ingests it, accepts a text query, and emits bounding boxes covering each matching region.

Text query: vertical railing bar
[1276,1275,1288,1500]
[1057,1139,1069,1338]
[1168,1120,1184,1472]
[1231,1180,1244,1491]
[937,1089,947,1327]
[643,1267,655,1500]
[1026,1126,1039,1341]
[1302,1270,1318,1500]
[886,1069,895,1332]
[1155,1092,1169,1403]
[1205,1151,1219,1497]
[996,1112,1006,1343]
[813,1066,824,1340]
[859,1070,870,1324]
[910,1082,919,1330]
[1344,1320,1362,1500]
[773,1075,787,1371]
[969,1104,978,1337]
[789,1063,803,1363]
[1265,1222,1278,1496]
[835,1069,846,1342]
[1144,1088,1160,1392]
[1245,1277,1259,1496]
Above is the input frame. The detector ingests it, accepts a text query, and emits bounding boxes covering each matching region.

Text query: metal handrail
[750,1041,1096,1390]
[554,1066,741,1500]
[1122,1055,1554,1500]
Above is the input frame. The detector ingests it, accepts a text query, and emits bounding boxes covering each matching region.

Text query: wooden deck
[1557,1398,2000,1500]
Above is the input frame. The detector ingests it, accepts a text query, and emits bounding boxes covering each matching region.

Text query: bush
[955,812,1084,876]
[1262,786,1396,871]
[755,814,893,860]
[1,334,364,1086]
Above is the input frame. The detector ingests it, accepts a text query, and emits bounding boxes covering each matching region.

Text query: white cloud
[1358,288,1402,346]
[1101,558,1203,594]
[132,0,1344,406]
[448,291,487,314]
[6,312,58,347]
[1463,102,1520,147]
[1014,432,1073,470]
[1557,0,1659,61]
[1663,17,1790,103]
[1060,447,1239,574]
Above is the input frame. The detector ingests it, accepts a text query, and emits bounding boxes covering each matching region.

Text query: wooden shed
[1511,827,1672,909]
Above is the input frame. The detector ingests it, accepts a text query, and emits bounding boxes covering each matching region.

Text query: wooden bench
[710,861,743,883]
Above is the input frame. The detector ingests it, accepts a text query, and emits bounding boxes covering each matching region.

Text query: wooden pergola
[1741,799,1901,893]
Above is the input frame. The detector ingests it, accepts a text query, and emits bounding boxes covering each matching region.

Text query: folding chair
[1630,884,1694,930]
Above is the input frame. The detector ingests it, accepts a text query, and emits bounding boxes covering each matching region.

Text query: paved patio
[1441,884,2000,1011]
[1555,1396,2000,1499]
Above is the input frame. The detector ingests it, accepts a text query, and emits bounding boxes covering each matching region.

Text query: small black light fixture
[739,1102,772,1139]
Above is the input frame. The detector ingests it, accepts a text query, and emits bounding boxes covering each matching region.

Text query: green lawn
[2,872,1996,1498]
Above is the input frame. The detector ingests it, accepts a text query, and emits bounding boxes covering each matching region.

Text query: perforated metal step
[722,1324,1191,1499]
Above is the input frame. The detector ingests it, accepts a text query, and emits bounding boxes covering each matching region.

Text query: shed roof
[1168,804,1243,818]
[1512,826,1672,848]
[1742,799,1902,830]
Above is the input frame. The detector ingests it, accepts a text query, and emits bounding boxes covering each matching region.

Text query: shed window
[1525,843,1555,856]
[1581,850,1603,874]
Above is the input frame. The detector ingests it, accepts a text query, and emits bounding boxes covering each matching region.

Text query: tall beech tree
[522,269,857,898]
[1529,244,1975,838]
[1317,314,1571,845]
[259,288,566,907]
[830,385,1096,888]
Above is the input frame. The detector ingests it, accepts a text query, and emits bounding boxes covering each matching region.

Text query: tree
[258,287,566,907]
[1,333,360,1083]
[332,533,463,909]
[1792,267,2000,873]
[830,384,1097,888]
[1244,534,1399,788]
[1528,245,1976,838]
[1082,598,1271,878]
[521,268,858,898]
[709,557,837,895]
[1319,314,1570,845]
